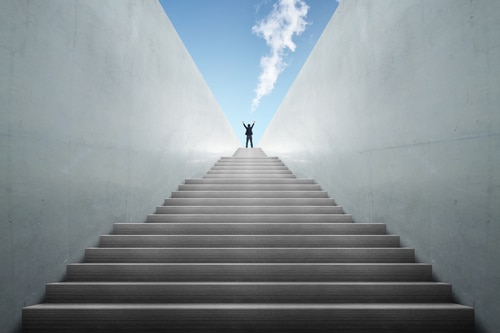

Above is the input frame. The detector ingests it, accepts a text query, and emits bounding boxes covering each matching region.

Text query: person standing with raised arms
[242,121,255,148]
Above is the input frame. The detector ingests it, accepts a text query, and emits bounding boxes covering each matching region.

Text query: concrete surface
[260,1,500,332]
[22,149,473,332]
[0,1,238,332]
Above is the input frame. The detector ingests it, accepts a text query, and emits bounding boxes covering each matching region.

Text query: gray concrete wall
[0,1,239,332]
[260,0,500,331]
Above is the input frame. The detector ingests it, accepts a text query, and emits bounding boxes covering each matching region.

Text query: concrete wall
[260,0,500,331]
[0,1,239,331]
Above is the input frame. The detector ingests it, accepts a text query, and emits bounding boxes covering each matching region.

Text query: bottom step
[23,303,474,333]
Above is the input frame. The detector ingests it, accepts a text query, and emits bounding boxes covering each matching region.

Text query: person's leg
[250,136,253,148]
[245,136,249,148]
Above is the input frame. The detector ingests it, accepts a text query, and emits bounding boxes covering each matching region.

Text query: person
[242,121,255,148]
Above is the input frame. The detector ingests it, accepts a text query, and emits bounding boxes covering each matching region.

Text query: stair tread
[26,303,472,310]
[111,223,386,235]
[147,213,352,218]
[163,198,335,205]
[146,214,354,223]
[171,191,329,198]
[178,185,321,190]
[87,246,413,249]
[113,222,378,225]
[48,281,446,285]
[101,235,396,238]
[66,262,432,282]
[156,205,342,208]
[22,304,474,332]
[154,206,345,214]
[112,222,383,228]
[44,281,453,303]
[98,234,400,248]
[84,247,415,263]
[69,263,430,266]
[184,177,310,180]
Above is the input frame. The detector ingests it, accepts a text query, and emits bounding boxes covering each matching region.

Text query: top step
[233,148,267,158]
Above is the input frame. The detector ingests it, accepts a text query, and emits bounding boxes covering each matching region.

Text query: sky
[159,0,340,146]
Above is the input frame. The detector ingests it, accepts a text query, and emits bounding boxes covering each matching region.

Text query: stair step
[178,184,321,191]
[164,197,332,205]
[203,173,296,178]
[213,160,286,167]
[207,170,292,174]
[214,159,283,163]
[65,263,432,282]
[22,303,475,333]
[214,162,285,166]
[211,166,289,170]
[221,157,278,160]
[44,282,452,303]
[214,165,287,169]
[99,235,400,248]
[184,178,315,184]
[146,213,353,223]
[154,205,344,214]
[111,223,385,235]
[84,247,415,263]
[233,148,268,156]
[171,191,329,198]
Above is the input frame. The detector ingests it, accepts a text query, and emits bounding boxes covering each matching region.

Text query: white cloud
[251,0,309,112]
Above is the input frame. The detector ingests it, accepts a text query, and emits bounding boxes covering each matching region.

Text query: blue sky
[159,0,339,146]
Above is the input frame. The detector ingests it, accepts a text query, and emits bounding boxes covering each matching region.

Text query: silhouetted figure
[242,121,255,148]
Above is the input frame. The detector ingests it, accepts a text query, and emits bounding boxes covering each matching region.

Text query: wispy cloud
[251,0,309,112]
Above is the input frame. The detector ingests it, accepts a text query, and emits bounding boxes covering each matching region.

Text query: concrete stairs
[22,148,474,332]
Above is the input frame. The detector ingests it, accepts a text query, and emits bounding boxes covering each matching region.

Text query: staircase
[22,148,474,332]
